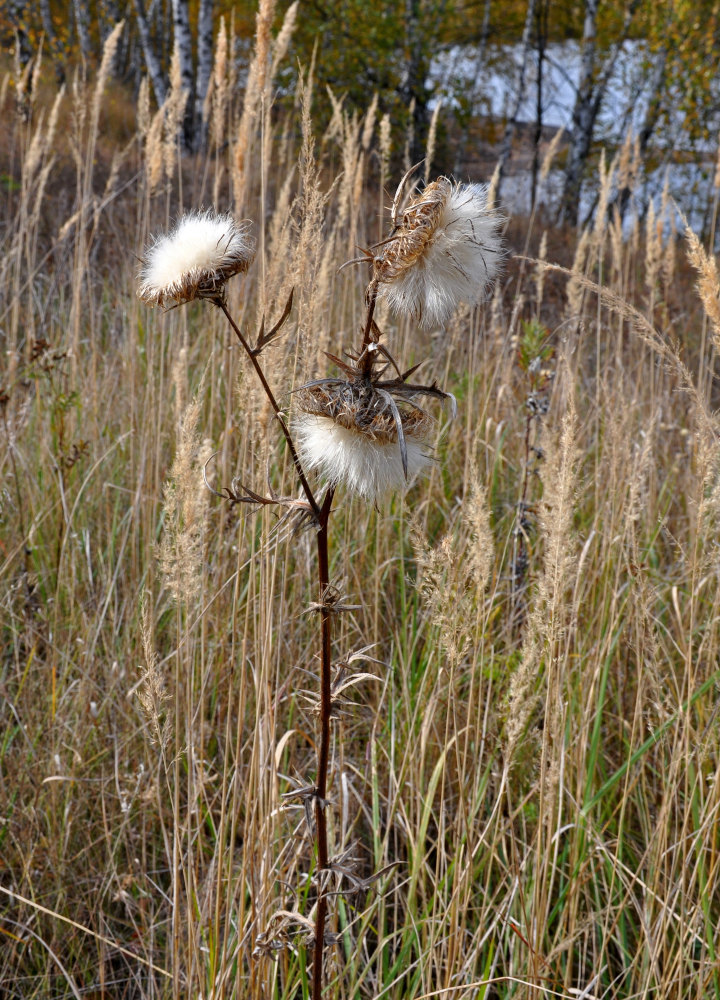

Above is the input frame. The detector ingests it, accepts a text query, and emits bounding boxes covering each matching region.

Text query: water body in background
[430,41,719,233]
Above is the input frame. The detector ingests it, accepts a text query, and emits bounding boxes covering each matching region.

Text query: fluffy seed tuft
[295,414,431,501]
[138,211,255,307]
[295,382,433,501]
[374,178,505,327]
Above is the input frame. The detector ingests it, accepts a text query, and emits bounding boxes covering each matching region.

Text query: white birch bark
[134,0,167,105]
[560,0,640,225]
[195,0,214,148]
[559,0,598,224]
[73,0,92,61]
[171,0,195,146]
[614,47,667,219]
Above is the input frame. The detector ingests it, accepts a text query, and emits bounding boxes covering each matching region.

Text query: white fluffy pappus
[294,413,431,502]
[379,180,504,328]
[138,211,255,307]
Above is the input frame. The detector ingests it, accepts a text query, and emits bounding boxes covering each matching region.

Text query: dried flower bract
[373,177,504,327]
[138,211,255,307]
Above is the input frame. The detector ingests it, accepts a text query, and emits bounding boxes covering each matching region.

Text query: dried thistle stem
[216,298,320,518]
[215,296,334,999]
[313,484,335,1000]
[360,278,380,375]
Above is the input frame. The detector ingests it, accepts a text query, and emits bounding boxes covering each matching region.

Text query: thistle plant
[137,170,503,999]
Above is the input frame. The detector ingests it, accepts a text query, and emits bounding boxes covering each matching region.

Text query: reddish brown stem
[312,484,335,1000]
[216,298,337,997]
[359,280,380,376]
[217,298,320,518]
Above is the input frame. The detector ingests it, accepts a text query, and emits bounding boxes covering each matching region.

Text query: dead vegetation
[1,17,720,1000]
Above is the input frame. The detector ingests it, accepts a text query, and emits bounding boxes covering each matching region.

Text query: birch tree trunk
[614,47,667,218]
[195,0,214,150]
[73,0,92,62]
[558,0,598,225]
[496,0,537,194]
[530,0,550,211]
[134,0,167,106]
[171,0,195,147]
[559,0,640,225]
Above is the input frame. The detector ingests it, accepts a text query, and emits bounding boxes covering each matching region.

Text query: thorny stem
[312,484,336,1000]
[359,279,380,376]
[216,298,321,518]
[216,298,336,998]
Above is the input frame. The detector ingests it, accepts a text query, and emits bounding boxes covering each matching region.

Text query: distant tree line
[2,0,718,225]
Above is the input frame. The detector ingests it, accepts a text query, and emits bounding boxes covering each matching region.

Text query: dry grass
[1,26,720,1000]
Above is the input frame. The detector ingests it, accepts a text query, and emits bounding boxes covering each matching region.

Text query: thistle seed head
[138,211,255,307]
[373,177,505,327]
[294,381,433,502]
[375,176,452,284]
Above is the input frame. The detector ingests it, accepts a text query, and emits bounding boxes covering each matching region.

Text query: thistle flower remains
[138,211,255,307]
[373,177,504,327]
[294,347,453,502]
[295,391,431,501]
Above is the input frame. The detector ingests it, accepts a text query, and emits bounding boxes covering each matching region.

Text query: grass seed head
[374,177,505,327]
[138,211,255,307]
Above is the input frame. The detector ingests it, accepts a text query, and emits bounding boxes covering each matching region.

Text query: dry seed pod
[295,383,432,501]
[294,344,453,501]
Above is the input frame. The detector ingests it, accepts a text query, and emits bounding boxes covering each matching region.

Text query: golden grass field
[2,17,720,1000]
